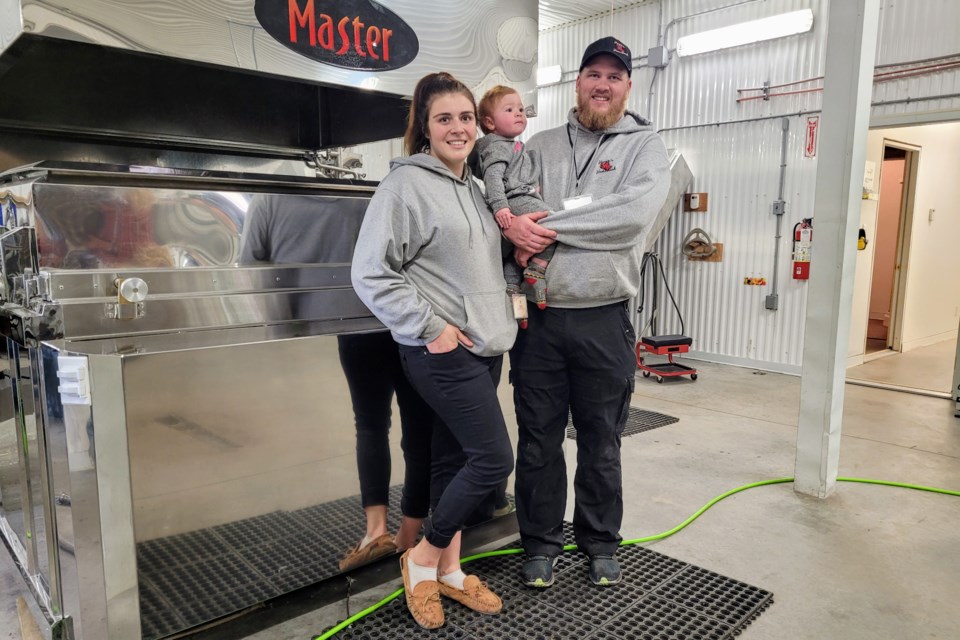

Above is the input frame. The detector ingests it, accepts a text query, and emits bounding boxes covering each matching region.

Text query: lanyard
[566,124,608,197]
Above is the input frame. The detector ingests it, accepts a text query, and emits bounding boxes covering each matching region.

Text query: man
[502,36,670,588]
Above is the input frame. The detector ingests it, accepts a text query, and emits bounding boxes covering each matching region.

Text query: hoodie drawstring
[453,180,489,248]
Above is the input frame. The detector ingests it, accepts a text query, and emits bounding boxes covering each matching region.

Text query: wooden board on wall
[686,242,723,262]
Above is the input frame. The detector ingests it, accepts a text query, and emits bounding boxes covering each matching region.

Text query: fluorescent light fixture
[676,9,814,57]
[536,65,563,87]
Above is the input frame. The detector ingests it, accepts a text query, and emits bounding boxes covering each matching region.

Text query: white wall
[535,0,960,372]
[849,122,960,358]
[899,123,960,349]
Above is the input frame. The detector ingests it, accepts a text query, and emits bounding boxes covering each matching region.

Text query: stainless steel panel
[50,288,370,341]
[13,177,372,272]
[43,265,355,301]
[38,343,106,640]
[8,341,39,574]
[88,353,141,640]
[0,339,27,561]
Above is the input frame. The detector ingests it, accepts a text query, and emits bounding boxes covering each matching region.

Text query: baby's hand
[495,207,513,229]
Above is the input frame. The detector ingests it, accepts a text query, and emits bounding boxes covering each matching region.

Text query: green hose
[312,476,959,640]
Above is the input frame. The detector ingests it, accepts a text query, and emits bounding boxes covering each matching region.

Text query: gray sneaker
[521,555,558,588]
[588,555,622,586]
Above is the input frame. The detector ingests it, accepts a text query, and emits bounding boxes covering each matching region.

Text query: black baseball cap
[579,36,632,76]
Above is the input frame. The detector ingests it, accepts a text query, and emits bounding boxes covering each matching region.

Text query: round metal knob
[117,277,148,303]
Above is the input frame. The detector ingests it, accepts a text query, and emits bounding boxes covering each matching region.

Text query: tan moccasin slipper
[400,550,444,629]
[438,574,502,615]
[338,533,397,572]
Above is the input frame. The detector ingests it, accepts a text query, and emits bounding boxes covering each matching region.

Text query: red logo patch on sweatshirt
[597,159,616,173]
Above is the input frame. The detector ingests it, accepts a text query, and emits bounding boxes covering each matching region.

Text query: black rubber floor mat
[567,407,680,440]
[136,486,408,639]
[326,523,773,639]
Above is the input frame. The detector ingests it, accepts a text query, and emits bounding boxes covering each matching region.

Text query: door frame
[879,139,920,354]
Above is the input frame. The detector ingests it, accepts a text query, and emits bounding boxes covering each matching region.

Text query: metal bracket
[303,149,366,180]
[104,302,145,320]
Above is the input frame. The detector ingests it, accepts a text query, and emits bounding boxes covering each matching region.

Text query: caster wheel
[657,377,663,384]
[642,371,650,378]
[691,374,698,381]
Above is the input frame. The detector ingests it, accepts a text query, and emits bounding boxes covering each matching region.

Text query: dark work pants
[399,345,514,549]
[510,302,636,558]
[338,332,434,519]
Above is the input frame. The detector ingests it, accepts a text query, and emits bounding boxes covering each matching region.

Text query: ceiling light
[676,9,814,57]
[536,65,563,87]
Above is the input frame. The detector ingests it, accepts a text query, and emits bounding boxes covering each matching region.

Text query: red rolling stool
[635,335,698,383]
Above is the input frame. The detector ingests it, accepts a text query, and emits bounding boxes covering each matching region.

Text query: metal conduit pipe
[659,87,960,134]
[845,378,952,400]
[658,110,821,134]
[765,118,789,312]
[660,0,767,48]
[737,56,960,100]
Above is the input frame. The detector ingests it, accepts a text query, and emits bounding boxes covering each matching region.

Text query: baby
[476,86,554,315]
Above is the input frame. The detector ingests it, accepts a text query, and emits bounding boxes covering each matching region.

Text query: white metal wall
[535,0,960,371]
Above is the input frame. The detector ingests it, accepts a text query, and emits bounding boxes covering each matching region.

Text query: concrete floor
[3,357,959,639]
[848,337,956,394]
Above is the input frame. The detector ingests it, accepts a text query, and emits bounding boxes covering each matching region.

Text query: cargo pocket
[616,376,636,434]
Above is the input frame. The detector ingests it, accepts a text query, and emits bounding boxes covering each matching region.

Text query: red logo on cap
[614,42,626,54]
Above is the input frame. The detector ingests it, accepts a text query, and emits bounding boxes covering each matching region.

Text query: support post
[795,0,881,498]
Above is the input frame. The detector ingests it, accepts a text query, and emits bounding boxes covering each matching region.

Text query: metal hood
[0,0,537,165]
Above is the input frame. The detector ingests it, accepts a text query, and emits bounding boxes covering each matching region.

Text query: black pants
[399,345,514,549]
[338,333,433,518]
[510,302,636,558]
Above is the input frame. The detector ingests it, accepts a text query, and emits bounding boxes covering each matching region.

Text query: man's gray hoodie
[351,153,517,357]
[525,108,670,308]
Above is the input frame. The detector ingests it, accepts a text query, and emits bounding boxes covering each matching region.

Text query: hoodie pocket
[546,248,629,302]
[462,290,517,355]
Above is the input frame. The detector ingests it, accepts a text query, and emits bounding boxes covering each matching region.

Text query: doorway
[864,141,918,359]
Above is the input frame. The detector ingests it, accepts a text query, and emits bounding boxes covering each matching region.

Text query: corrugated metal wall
[535,0,960,372]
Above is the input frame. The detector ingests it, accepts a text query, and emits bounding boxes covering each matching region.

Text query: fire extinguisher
[792,218,813,280]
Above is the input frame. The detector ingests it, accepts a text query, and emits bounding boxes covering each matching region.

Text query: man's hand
[494,207,513,229]
[502,211,557,253]
[426,323,474,354]
[514,247,535,268]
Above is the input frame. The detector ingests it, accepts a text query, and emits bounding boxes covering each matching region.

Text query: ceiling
[539,0,654,31]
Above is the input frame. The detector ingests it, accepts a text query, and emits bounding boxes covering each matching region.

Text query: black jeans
[399,345,514,549]
[510,302,636,558]
[338,332,434,518]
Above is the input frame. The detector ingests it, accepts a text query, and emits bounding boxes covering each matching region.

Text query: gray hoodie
[525,108,670,308]
[351,153,517,357]
[475,133,543,214]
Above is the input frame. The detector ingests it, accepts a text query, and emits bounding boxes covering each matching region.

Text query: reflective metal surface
[3,0,538,104]
[0,160,521,640]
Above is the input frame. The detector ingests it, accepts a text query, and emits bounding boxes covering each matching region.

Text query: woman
[351,72,516,629]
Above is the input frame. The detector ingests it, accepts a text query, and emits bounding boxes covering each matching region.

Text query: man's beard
[576,91,628,131]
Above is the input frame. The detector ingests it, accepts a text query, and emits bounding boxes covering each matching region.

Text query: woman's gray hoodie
[351,153,517,357]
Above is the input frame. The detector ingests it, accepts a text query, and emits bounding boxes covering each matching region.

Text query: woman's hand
[502,211,557,253]
[427,323,474,354]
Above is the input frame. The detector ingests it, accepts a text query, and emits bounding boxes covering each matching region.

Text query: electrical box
[648,46,668,68]
[683,192,708,212]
